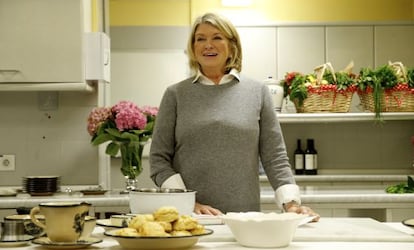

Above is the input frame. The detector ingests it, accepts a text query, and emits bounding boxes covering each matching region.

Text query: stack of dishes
[22,176,60,196]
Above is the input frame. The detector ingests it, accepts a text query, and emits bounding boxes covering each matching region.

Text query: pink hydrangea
[112,101,147,131]
[141,105,159,117]
[87,107,112,136]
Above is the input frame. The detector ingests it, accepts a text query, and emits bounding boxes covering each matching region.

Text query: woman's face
[193,23,231,73]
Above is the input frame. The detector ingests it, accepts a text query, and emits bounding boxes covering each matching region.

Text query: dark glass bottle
[294,139,304,175]
[304,139,318,175]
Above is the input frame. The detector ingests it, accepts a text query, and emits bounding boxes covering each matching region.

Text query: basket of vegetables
[357,62,414,118]
[281,62,356,113]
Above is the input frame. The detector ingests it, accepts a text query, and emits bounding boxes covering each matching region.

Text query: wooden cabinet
[0,0,84,83]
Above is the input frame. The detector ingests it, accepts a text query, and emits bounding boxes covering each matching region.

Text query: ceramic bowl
[221,212,307,248]
[129,188,196,215]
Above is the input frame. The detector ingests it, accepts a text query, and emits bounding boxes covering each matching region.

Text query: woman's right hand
[194,202,222,215]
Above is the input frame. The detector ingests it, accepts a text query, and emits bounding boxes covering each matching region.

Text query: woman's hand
[194,202,223,215]
[284,202,320,222]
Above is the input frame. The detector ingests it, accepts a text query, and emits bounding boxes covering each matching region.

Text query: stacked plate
[22,176,60,196]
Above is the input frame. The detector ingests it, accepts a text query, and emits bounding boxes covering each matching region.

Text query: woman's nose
[205,41,213,49]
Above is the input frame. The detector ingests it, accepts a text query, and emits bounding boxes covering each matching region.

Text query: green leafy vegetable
[385,176,414,193]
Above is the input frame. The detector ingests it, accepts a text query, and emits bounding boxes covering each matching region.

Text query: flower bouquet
[356,61,414,119]
[281,62,356,113]
[87,101,158,184]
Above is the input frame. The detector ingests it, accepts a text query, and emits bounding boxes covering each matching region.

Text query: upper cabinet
[0,0,84,83]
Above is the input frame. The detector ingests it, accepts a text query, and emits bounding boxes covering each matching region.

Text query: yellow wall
[109,0,190,26]
[110,0,414,26]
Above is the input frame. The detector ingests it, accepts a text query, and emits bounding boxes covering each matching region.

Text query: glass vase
[119,141,145,194]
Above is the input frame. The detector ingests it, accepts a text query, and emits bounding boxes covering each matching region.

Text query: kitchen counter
[260,185,414,204]
[1,185,413,209]
[1,174,413,221]
[1,186,413,222]
[9,218,414,250]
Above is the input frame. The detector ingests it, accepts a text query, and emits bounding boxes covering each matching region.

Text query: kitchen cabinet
[0,0,84,83]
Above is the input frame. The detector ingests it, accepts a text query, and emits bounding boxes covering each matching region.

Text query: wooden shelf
[277,112,414,123]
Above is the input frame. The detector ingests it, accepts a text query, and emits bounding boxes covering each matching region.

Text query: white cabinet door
[0,0,84,83]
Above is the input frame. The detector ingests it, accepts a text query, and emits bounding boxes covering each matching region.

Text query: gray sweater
[149,75,295,213]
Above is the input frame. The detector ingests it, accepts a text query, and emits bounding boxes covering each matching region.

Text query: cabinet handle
[0,69,20,73]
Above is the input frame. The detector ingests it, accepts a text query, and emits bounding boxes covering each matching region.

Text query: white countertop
[8,218,414,250]
[261,185,414,205]
[1,185,414,210]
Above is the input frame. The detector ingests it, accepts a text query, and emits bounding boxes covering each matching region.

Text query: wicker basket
[294,86,355,113]
[358,86,414,112]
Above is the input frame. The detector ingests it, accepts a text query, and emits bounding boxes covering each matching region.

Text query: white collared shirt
[192,68,240,85]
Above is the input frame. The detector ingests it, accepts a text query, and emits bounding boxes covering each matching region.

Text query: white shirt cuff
[161,174,187,189]
[274,184,301,210]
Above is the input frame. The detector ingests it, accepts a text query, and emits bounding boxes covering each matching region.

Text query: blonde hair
[187,13,242,75]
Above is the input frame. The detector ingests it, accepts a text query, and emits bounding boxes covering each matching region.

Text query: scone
[140,221,169,236]
[153,206,179,222]
[171,230,192,236]
[128,214,154,230]
[157,221,173,232]
[190,224,206,235]
[115,227,140,236]
[172,215,198,231]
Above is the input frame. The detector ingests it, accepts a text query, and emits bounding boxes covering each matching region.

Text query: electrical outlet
[0,155,15,171]
[38,92,59,111]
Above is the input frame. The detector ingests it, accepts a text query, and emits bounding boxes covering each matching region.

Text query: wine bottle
[294,139,304,175]
[304,139,318,175]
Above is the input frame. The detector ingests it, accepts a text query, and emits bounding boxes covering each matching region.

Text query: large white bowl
[221,212,308,248]
[129,188,196,215]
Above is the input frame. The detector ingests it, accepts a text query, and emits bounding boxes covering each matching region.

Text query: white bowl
[221,212,307,248]
[129,188,196,215]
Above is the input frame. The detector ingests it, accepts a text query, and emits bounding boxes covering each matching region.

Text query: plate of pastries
[104,206,213,249]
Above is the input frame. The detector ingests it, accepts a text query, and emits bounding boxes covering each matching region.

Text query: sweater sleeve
[149,86,180,187]
[258,84,299,194]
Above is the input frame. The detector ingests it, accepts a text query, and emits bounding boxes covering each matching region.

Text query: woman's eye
[213,36,223,40]
[196,37,206,42]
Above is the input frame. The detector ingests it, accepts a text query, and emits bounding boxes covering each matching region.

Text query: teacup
[0,220,26,241]
[5,214,45,238]
[30,202,91,242]
[80,216,96,239]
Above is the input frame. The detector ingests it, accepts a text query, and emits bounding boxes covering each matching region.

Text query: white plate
[0,188,17,196]
[96,219,123,228]
[31,237,102,249]
[192,214,224,225]
[0,236,34,247]
[402,218,414,227]
[104,228,213,249]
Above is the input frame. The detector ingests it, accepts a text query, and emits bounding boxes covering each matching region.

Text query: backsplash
[0,92,413,189]
[0,92,99,186]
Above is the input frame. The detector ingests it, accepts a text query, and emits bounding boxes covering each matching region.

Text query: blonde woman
[150,12,319,221]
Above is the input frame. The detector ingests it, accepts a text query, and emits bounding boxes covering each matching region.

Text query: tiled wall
[0,92,99,186]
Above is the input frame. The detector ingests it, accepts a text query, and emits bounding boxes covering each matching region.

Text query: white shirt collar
[192,69,240,85]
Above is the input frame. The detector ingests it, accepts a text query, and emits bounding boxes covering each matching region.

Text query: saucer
[0,235,34,247]
[32,237,102,249]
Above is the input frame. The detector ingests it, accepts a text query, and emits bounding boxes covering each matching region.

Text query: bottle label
[305,154,316,170]
[294,155,304,170]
